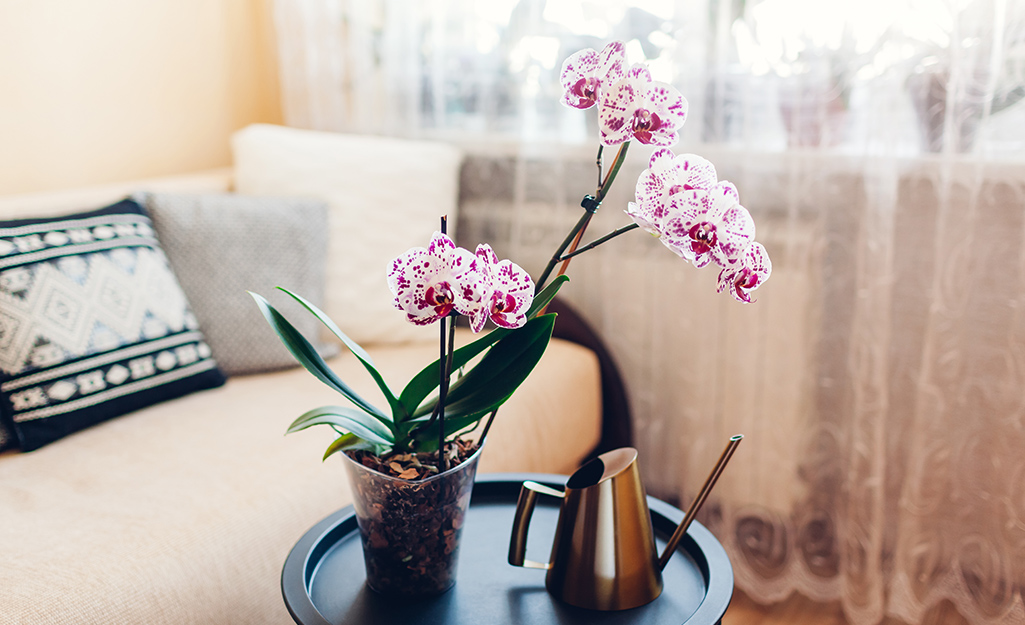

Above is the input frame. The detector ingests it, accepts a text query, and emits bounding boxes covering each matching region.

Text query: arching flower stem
[535,210,592,294]
[558,222,640,262]
[595,141,630,203]
[535,141,631,294]
[556,222,590,281]
[551,141,630,283]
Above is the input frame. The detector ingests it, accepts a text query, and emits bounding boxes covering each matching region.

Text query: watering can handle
[508,480,564,570]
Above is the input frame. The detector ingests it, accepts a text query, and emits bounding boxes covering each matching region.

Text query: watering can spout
[657,435,744,570]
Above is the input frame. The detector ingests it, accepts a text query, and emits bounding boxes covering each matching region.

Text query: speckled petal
[708,181,740,207]
[488,257,534,329]
[598,65,650,146]
[449,247,489,317]
[648,148,680,176]
[598,80,636,145]
[718,242,771,303]
[706,188,754,265]
[625,201,662,236]
[560,47,599,87]
[635,148,678,205]
[468,305,490,333]
[389,233,490,328]
[596,41,627,85]
[475,243,500,266]
[657,190,706,262]
[675,154,718,191]
[559,42,627,111]
[638,81,688,146]
[427,231,456,256]
[667,189,707,224]
[388,245,448,321]
[560,47,600,109]
[634,167,662,210]
[387,247,424,306]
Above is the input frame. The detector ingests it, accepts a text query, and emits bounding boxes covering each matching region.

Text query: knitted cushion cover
[139,192,334,377]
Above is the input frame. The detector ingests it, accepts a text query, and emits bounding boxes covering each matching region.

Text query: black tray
[282,474,734,625]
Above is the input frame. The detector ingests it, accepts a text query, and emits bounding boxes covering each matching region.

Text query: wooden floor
[724,591,849,625]
[724,590,970,625]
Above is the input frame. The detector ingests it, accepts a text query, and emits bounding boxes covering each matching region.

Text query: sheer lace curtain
[271,1,1025,623]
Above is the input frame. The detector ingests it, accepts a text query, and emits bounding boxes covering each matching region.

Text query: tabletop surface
[282,474,733,625]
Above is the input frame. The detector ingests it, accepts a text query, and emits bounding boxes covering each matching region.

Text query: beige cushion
[231,125,463,347]
[0,334,601,624]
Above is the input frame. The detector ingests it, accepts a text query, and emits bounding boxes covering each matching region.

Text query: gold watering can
[508,438,742,611]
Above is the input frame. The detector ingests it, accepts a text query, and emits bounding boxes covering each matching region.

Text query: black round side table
[282,473,734,625]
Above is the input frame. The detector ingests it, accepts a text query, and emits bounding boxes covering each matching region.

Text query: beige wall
[0,0,282,195]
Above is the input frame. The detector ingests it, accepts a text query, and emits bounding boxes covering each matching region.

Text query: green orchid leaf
[275,287,405,421]
[398,327,504,420]
[408,414,486,452]
[287,405,395,445]
[250,292,389,423]
[413,314,556,422]
[526,274,569,319]
[397,275,568,419]
[322,433,383,461]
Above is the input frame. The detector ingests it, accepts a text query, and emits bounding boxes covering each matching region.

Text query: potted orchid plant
[253,40,771,599]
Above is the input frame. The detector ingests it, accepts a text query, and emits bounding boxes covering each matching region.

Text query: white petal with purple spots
[661,186,754,269]
[560,42,626,111]
[475,244,534,331]
[718,242,771,303]
[387,232,488,327]
[599,65,688,147]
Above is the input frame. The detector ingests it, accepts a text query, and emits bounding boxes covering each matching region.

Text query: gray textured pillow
[140,192,333,376]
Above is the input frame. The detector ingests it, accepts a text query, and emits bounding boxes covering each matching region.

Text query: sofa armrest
[547,297,633,456]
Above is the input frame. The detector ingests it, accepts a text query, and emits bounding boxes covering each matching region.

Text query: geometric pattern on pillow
[139,192,334,376]
[0,199,225,451]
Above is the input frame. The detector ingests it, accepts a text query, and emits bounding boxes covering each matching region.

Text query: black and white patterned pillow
[0,199,225,451]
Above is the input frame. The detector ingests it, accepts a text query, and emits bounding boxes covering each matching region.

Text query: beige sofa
[0,166,604,624]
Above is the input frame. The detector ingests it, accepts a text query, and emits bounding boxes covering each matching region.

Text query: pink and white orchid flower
[641,149,719,196]
[475,244,534,331]
[627,149,720,235]
[559,41,627,110]
[387,232,488,327]
[661,182,755,269]
[718,242,772,303]
[599,65,688,147]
